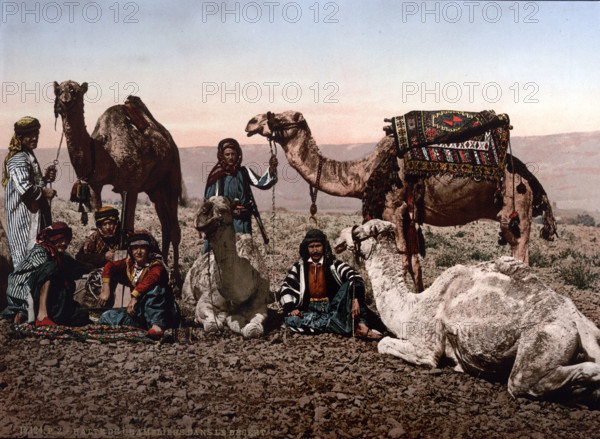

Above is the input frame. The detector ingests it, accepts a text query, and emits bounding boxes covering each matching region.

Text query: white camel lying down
[180,196,270,338]
[334,220,600,403]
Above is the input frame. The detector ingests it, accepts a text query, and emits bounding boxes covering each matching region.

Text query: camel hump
[123,96,151,133]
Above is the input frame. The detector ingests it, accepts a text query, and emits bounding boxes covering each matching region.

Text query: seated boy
[98,230,180,339]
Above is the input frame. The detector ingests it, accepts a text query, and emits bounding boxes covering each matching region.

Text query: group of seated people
[1,208,180,340]
[1,213,382,341]
[2,205,383,340]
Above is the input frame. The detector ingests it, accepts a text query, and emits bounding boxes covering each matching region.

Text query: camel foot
[227,319,242,334]
[241,322,264,338]
[203,321,221,333]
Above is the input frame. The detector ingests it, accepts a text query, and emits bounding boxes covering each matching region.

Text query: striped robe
[2,244,88,323]
[4,150,47,267]
[278,258,366,315]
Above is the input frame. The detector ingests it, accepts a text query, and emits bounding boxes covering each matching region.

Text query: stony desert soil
[2,201,600,439]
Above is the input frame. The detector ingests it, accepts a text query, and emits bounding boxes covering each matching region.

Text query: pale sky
[1,1,599,149]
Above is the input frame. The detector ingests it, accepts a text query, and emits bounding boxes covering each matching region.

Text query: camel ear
[81,82,88,94]
[53,81,60,97]
[293,112,305,123]
[373,220,396,236]
[363,219,395,237]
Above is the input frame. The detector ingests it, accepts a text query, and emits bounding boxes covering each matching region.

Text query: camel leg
[148,186,181,281]
[239,286,269,338]
[508,322,600,401]
[499,170,533,264]
[122,191,138,233]
[385,201,424,292]
[89,184,103,211]
[377,331,444,368]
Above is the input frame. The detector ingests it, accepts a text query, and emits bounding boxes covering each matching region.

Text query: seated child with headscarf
[1,222,90,326]
[97,230,180,340]
[76,206,121,269]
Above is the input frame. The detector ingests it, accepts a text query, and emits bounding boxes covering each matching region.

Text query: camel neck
[280,128,391,199]
[62,105,93,178]
[208,225,236,278]
[364,239,412,301]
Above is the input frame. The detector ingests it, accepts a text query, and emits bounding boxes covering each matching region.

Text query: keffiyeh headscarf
[94,206,120,238]
[127,230,163,262]
[36,221,73,262]
[205,138,243,191]
[36,222,72,289]
[2,116,41,187]
[299,228,333,263]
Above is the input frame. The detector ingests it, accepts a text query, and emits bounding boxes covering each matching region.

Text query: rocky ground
[2,320,600,439]
[2,203,600,438]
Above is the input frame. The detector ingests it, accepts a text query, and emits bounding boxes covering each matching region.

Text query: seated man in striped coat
[278,229,381,339]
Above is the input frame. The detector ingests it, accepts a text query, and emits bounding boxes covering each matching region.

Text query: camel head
[194,196,234,237]
[245,111,309,145]
[53,80,88,117]
[334,219,396,260]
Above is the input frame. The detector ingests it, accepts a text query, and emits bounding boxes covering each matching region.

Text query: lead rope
[309,155,323,226]
[268,138,277,255]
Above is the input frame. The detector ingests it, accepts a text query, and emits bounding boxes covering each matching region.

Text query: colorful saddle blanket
[390,110,511,178]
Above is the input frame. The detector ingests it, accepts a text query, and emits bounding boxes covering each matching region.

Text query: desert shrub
[558,248,584,260]
[424,229,450,249]
[529,246,554,268]
[468,248,494,262]
[559,261,598,289]
[455,230,466,238]
[570,214,596,227]
[435,249,464,267]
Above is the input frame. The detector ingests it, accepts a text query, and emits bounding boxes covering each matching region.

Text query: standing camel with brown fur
[53,80,182,281]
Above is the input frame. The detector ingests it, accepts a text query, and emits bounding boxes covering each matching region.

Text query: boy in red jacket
[98,230,180,339]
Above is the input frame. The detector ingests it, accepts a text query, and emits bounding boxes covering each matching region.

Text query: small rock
[298,395,311,408]
[314,406,328,422]
[388,426,405,438]
[43,359,58,367]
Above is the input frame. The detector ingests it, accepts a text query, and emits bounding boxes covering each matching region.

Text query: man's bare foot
[355,323,382,340]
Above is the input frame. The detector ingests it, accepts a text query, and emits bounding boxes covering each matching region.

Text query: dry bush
[559,260,599,290]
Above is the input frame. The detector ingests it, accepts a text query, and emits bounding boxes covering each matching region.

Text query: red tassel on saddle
[407,220,420,255]
[509,211,521,238]
[70,179,91,225]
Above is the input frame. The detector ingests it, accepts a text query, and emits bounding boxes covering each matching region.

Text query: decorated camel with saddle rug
[246,110,557,292]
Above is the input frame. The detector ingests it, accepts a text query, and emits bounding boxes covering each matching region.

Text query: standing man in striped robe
[2,117,56,267]
[278,229,381,339]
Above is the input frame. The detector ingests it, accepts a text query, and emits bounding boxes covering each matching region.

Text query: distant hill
[24,130,600,214]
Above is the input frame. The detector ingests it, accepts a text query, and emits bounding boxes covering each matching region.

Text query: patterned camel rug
[390,110,511,178]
